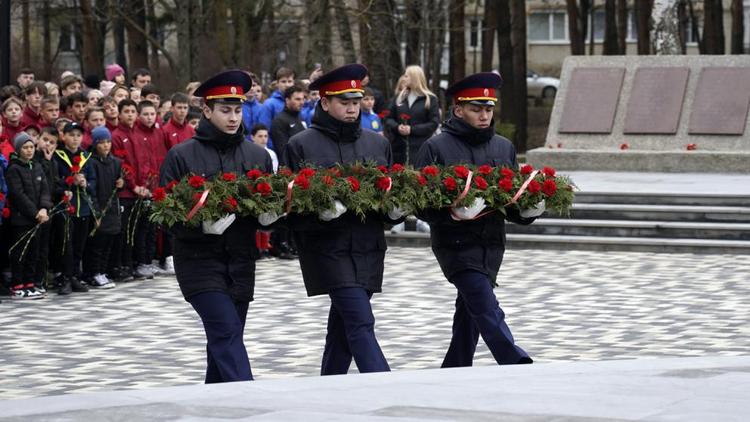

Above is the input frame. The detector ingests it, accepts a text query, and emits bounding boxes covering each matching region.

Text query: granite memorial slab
[558,67,625,134]
[624,67,689,134]
[688,67,750,135]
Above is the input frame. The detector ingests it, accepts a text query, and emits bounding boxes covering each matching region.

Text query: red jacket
[20,106,43,128]
[82,128,93,152]
[106,120,118,132]
[162,118,195,150]
[133,120,168,184]
[112,122,146,199]
[0,134,13,162]
[1,117,23,146]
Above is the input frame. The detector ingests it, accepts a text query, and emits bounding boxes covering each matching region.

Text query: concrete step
[506,218,750,240]
[385,232,750,254]
[568,203,750,223]
[574,191,750,207]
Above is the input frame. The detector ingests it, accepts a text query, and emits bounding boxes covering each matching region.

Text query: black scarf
[441,112,496,147]
[193,117,245,152]
[310,103,362,144]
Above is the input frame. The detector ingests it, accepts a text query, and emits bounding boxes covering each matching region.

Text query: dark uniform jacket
[383,94,440,165]
[283,104,394,297]
[53,148,97,218]
[270,108,305,164]
[34,151,60,199]
[89,153,122,235]
[414,113,535,284]
[5,155,52,227]
[160,118,273,303]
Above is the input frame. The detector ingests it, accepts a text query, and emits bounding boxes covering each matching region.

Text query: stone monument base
[527,148,750,173]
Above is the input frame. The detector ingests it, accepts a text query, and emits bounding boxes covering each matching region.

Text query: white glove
[319,200,347,221]
[387,206,408,220]
[520,200,546,218]
[257,211,280,226]
[202,214,236,235]
[451,197,486,220]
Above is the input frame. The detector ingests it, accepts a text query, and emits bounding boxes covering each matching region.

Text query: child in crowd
[2,97,24,146]
[187,110,201,131]
[82,106,106,150]
[99,96,119,131]
[6,132,51,299]
[39,96,60,129]
[34,126,61,290]
[53,122,97,295]
[162,93,195,149]
[20,82,47,128]
[360,87,383,135]
[84,127,122,289]
[250,123,276,259]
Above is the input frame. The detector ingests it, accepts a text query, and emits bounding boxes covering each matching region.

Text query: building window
[58,24,76,52]
[528,12,568,42]
[470,19,480,47]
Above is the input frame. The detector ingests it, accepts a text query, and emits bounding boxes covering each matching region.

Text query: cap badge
[231,86,238,95]
[483,88,489,96]
[351,80,357,88]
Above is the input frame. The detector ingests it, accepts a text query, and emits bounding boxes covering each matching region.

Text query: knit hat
[91,126,112,147]
[13,132,34,153]
[99,80,116,96]
[105,64,125,82]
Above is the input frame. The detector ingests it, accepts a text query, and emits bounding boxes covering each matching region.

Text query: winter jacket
[133,121,169,174]
[384,93,440,165]
[20,106,44,128]
[283,103,394,297]
[242,99,272,143]
[162,118,196,150]
[301,100,317,128]
[112,122,156,199]
[361,110,383,134]
[34,150,60,200]
[53,148,97,218]
[160,118,273,303]
[5,154,52,227]
[0,155,7,224]
[1,117,23,149]
[414,113,535,284]
[270,108,305,164]
[0,134,14,162]
[263,90,285,149]
[89,153,122,235]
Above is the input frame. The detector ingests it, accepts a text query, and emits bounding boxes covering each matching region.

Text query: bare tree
[306,0,333,69]
[333,0,357,64]
[80,0,103,76]
[730,0,744,53]
[42,1,52,79]
[635,0,652,54]
[449,0,466,83]
[703,0,726,54]
[510,0,527,151]
[481,0,497,70]
[22,0,30,67]
[651,0,681,54]
[358,0,403,97]
[566,0,589,55]
[603,0,620,54]
[617,0,628,53]
[404,0,422,65]
[124,0,148,70]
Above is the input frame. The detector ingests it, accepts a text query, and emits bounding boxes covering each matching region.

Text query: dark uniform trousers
[189,291,253,383]
[442,270,532,368]
[322,287,390,375]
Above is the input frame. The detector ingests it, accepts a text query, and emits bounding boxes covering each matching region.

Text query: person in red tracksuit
[162,93,195,150]
[20,82,48,128]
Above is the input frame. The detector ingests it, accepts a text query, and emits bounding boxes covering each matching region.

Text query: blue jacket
[262,90,286,151]
[242,98,273,148]
[361,110,383,133]
[0,155,7,225]
[301,99,317,128]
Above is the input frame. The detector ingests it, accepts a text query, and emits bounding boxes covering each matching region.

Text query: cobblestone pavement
[1,247,748,400]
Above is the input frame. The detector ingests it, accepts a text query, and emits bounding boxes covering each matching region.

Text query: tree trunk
[145,0,160,79]
[651,0,681,54]
[687,0,703,53]
[110,0,127,73]
[481,0,497,70]
[617,0,628,53]
[703,0,725,54]
[124,0,149,70]
[175,0,192,84]
[497,0,513,124]
[589,3,596,55]
[22,0,30,67]
[510,0,527,152]
[42,1,52,80]
[713,0,726,53]
[333,0,358,64]
[427,0,446,96]
[305,0,333,69]
[405,0,422,65]
[677,0,687,53]
[359,0,404,97]
[730,0,744,54]
[635,0,652,54]
[566,0,585,55]
[80,0,102,77]
[604,0,620,54]
[449,0,465,83]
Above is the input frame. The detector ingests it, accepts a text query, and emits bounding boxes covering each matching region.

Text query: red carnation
[121,163,134,175]
[223,196,238,211]
[222,172,237,182]
[473,176,488,190]
[246,169,263,179]
[620,143,629,150]
[67,205,76,215]
[188,175,206,188]
[391,164,405,173]
[255,181,272,196]
[421,166,439,177]
[478,165,493,176]
[72,155,82,165]
[686,143,697,151]
[192,192,204,203]
[453,165,469,179]
[322,175,335,186]
[377,165,389,174]
[501,167,515,179]
[166,180,178,192]
[294,175,310,190]
[299,168,316,178]
[326,167,342,177]
[542,179,557,197]
[542,166,556,178]
[0,192,4,201]
[2,208,9,219]
[279,167,293,177]
[152,187,167,202]
[113,149,128,159]
[347,176,360,192]
[378,109,391,119]
[399,113,412,122]
[65,175,75,186]
[375,176,391,191]
[62,192,72,203]
[70,165,80,173]
[520,164,534,175]
[499,177,513,192]
[527,180,541,194]
[417,175,427,186]
[443,176,457,191]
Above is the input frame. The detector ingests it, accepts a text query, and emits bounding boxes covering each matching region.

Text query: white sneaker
[93,273,116,289]
[135,264,155,279]
[162,256,176,275]
[148,263,167,276]
[390,222,405,234]
[415,219,431,233]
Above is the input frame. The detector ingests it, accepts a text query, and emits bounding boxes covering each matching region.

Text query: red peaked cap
[309,63,368,99]
[194,70,252,102]
[446,72,503,105]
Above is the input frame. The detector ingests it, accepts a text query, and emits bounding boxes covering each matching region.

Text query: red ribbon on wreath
[186,190,210,221]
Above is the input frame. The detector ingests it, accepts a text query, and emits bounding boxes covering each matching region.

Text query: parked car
[526,70,559,99]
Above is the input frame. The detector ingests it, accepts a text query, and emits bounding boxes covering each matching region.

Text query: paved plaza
[1,246,748,401]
